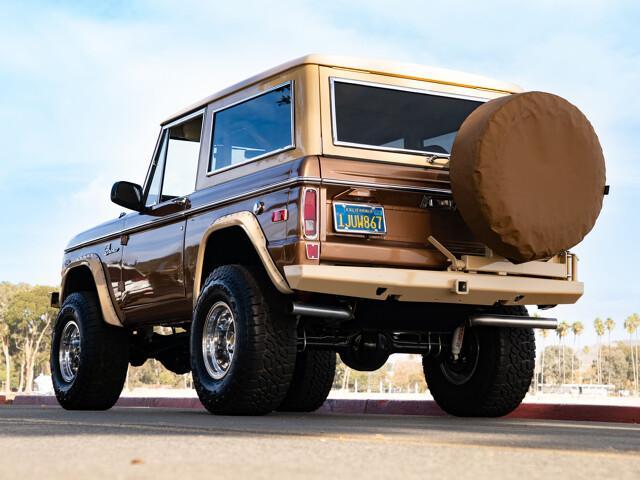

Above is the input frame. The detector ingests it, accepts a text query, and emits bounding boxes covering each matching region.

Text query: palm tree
[571,321,584,383]
[624,314,639,395]
[557,321,569,384]
[594,318,605,384]
[605,317,615,384]
[539,328,549,387]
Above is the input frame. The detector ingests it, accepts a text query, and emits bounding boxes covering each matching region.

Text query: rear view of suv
[50,55,606,416]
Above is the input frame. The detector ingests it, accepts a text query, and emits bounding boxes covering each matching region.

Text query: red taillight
[305,242,320,259]
[302,188,318,238]
[271,208,288,223]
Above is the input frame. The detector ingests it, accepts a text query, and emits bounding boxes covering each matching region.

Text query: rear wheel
[423,306,535,417]
[278,350,336,412]
[191,265,297,415]
[50,292,129,410]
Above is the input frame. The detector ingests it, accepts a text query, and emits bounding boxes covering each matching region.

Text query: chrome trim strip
[65,176,322,252]
[142,108,207,206]
[164,108,207,130]
[333,76,492,103]
[321,178,452,195]
[206,145,296,177]
[329,77,489,158]
[206,81,295,176]
[301,187,319,241]
[65,176,450,253]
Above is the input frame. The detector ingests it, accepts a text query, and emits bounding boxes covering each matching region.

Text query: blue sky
[0,0,639,343]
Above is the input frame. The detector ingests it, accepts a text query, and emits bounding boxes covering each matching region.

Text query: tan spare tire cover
[450,91,605,263]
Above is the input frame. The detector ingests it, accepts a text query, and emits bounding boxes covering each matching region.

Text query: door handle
[171,197,191,209]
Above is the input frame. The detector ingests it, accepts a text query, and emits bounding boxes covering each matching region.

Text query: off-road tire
[277,350,336,412]
[191,265,297,415]
[423,306,535,417]
[50,292,129,410]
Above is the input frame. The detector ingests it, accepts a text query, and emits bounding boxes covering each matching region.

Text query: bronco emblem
[104,243,120,256]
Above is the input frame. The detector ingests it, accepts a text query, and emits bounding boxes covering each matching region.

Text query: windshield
[331,79,485,156]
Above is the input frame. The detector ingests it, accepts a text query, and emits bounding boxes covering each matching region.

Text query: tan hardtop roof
[162,54,523,125]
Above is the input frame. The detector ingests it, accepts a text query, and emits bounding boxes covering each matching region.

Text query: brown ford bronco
[50,55,606,416]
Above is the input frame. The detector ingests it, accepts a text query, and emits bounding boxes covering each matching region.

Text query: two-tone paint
[57,55,581,329]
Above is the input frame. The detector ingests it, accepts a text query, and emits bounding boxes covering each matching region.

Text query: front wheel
[50,292,129,410]
[423,306,535,417]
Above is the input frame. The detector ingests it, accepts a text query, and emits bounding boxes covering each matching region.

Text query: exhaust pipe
[291,302,353,321]
[469,314,557,329]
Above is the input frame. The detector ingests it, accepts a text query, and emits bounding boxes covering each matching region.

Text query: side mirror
[111,181,144,212]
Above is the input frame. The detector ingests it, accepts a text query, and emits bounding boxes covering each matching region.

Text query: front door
[120,111,204,325]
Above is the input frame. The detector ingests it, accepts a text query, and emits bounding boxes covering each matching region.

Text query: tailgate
[318,157,485,269]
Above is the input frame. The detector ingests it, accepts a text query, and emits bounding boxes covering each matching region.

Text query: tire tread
[423,305,535,417]
[192,265,296,415]
[51,292,129,410]
[278,350,336,412]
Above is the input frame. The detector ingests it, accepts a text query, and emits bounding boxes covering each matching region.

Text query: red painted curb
[116,397,204,409]
[9,395,640,424]
[506,403,640,424]
[319,399,447,417]
[11,395,205,409]
[12,395,59,406]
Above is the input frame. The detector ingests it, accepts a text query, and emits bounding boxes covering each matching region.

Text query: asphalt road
[0,406,639,479]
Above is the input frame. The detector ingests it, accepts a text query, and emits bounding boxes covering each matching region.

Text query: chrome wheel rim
[440,329,480,386]
[59,320,81,383]
[202,301,236,380]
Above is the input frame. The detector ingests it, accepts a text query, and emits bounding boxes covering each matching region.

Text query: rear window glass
[209,83,293,172]
[332,79,484,155]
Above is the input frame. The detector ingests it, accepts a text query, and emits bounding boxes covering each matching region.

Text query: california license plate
[333,202,387,235]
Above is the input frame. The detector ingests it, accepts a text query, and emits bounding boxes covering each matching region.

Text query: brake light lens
[303,188,318,238]
[271,208,288,223]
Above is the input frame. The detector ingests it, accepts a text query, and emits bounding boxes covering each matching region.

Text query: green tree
[333,356,391,393]
[537,328,550,386]
[593,317,605,383]
[570,321,584,383]
[556,321,570,384]
[542,346,579,385]
[635,314,640,395]
[5,286,56,393]
[604,317,615,384]
[599,344,632,390]
[624,314,639,395]
[605,317,616,345]
[126,360,190,389]
[390,356,427,393]
[0,282,29,394]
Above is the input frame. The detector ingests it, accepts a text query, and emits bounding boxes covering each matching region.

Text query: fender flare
[193,211,293,304]
[61,253,124,327]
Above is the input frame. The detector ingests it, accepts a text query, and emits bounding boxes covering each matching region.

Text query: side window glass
[210,82,293,172]
[145,114,203,207]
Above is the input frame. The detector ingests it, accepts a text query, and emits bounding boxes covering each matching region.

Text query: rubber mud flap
[450,91,606,263]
